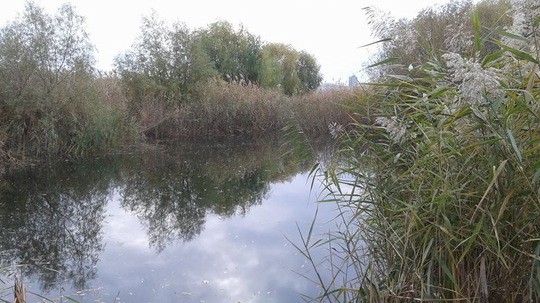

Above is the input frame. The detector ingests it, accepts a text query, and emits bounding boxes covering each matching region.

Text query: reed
[293,1,540,301]
[0,3,138,166]
[14,276,25,303]
[137,79,357,138]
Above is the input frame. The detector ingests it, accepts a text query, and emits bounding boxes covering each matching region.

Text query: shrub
[0,2,133,161]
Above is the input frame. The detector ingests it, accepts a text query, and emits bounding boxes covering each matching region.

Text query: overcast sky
[1,0,451,83]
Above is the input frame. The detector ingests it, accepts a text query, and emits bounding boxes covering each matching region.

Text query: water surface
[0,137,337,302]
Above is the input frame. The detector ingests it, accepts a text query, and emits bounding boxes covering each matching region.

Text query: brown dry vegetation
[0,2,354,168]
[0,70,362,168]
[127,78,361,139]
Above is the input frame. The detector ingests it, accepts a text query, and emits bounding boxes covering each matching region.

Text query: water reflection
[0,159,109,292]
[0,136,334,301]
[119,140,285,251]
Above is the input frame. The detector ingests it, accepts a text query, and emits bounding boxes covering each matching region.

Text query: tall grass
[0,3,138,167]
[136,78,358,138]
[1,74,136,160]
[295,3,540,302]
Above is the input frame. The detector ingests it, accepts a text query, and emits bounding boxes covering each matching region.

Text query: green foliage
[297,51,323,93]
[114,14,325,139]
[258,43,322,96]
[0,1,131,161]
[364,0,511,78]
[115,12,216,118]
[195,21,262,83]
[258,43,299,95]
[298,0,540,301]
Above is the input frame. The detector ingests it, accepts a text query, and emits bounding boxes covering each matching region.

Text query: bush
[0,2,133,161]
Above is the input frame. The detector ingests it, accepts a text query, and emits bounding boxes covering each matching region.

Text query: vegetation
[258,43,323,95]
[0,2,134,164]
[137,78,357,138]
[364,0,512,78]
[0,2,351,168]
[115,15,329,137]
[196,20,262,84]
[297,0,540,301]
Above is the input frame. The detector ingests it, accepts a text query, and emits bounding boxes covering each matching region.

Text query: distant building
[348,75,359,87]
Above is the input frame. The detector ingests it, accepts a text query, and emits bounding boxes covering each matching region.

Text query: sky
[1,0,452,83]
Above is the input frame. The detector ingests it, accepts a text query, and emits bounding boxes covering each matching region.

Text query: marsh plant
[0,2,336,165]
[114,14,324,134]
[298,0,540,301]
[0,2,134,163]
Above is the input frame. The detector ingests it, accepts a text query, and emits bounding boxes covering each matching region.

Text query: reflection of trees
[117,136,334,252]
[119,138,289,252]
[0,135,330,292]
[0,159,116,292]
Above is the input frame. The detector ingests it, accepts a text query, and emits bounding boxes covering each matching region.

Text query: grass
[0,73,138,168]
[0,2,360,168]
[290,8,540,302]
[134,78,360,139]
[0,70,359,172]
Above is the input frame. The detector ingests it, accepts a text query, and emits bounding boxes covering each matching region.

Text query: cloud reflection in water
[0,137,338,302]
[97,173,335,302]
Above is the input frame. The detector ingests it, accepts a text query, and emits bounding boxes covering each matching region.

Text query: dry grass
[136,79,363,138]
[14,276,25,303]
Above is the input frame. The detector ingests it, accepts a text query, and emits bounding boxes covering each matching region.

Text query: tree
[296,51,322,94]
[115,12,216,116]
[0,1,106,157]
[195,21,262,83]
[257,43,321,95]
[0,1,94,103]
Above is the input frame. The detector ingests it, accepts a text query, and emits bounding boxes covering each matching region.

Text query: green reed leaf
[506,128,523,163]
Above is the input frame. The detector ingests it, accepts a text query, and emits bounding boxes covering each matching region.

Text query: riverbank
[0,2,363,170]
[0,75,361,170]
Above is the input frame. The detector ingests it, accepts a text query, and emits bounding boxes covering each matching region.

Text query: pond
[0,137,339,302]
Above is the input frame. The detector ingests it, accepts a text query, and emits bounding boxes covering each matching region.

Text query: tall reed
[295,2,540,301]
[0,3,138,165]
[138,79,357,138]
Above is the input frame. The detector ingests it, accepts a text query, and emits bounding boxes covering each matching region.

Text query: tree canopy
[115,17,323,106]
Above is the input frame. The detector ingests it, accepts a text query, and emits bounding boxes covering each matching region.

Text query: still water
[0,137,338,302]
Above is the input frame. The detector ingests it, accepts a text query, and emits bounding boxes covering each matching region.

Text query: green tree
[257,44,321,95]
[296,51,322,94]
[257,46,284,89]
[115,12,216,116]
[195,21,262,83]
[0,1,121,158]
[0,1,94,104]
[258,43,299,95]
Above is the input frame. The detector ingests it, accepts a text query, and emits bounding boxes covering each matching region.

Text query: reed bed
[136,79,358,138]
[292,2,540,301]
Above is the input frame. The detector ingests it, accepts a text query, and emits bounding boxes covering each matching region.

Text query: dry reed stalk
[14,276,25,303]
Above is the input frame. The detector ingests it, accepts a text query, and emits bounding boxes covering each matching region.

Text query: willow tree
[0,1,122,158]
[195,21,262,83]
[257,43,321,95]
[115,12,216,117]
